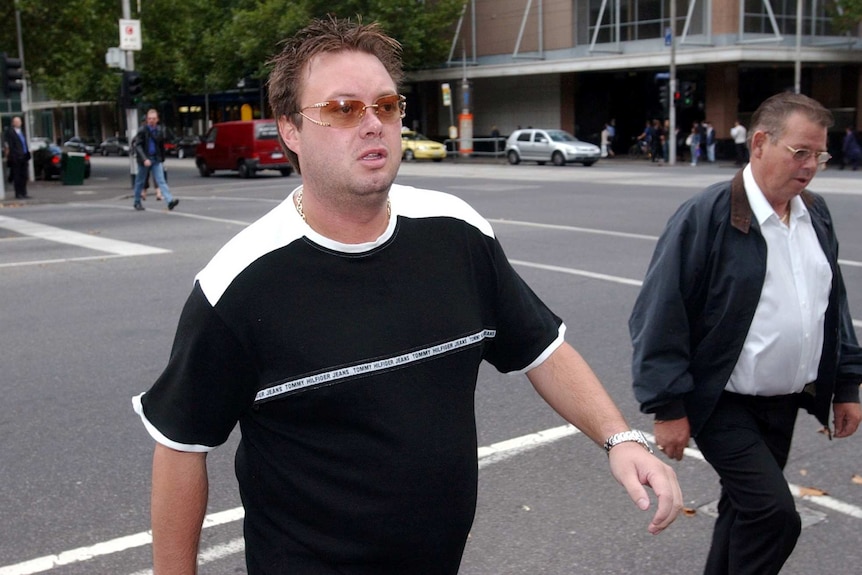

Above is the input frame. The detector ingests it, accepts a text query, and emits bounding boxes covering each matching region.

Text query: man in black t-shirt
[134,17,683,575]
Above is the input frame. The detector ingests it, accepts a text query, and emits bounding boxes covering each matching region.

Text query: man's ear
[278,115,300,157]
[750,131,767,159]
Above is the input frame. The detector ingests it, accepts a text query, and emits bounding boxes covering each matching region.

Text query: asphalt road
[1,156,860,574]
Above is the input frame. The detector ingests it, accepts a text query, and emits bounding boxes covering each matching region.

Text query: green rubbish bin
[62,152,86,185]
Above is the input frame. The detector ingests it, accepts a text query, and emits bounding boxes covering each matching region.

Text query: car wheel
[552,151,565,166]
[404,149,415,161]
[196,159,212,177]
[280,168,292,177]
[432,158,443,162]
[238,161,254,179]
[582,161,596,167]
[507,150,520,165]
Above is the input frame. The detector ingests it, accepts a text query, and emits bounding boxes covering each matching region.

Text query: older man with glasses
[630,91,862,575]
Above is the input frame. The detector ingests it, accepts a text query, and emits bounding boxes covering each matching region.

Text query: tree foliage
[828,0,862,33]
[0,0,463,105]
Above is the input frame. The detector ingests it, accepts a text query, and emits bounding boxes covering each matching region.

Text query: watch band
[603,430,654,454]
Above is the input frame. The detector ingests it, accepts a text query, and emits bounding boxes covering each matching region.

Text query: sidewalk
[0,176,132,208]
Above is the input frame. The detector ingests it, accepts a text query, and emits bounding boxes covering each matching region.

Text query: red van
[195,120,293,178]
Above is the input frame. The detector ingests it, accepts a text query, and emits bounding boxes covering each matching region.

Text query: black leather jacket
[133,124,170,164]
[630,170,862,437]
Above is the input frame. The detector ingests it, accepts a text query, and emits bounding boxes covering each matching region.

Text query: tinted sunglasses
[298,94,406,128]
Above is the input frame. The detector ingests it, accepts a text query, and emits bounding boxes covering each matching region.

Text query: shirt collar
[742,164,809,226]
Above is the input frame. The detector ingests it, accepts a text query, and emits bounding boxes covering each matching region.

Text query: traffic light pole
[668,0,677,165]
[123,0,139,189]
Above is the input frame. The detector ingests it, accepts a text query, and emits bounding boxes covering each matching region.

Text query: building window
[588,0,703,44]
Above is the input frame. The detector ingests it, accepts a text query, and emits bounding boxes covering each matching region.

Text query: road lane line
[0,215,169,256]
[489,218,659,241]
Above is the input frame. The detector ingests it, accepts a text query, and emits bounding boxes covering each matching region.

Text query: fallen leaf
[798,486,828,497]
[799,469,808,476]
[851,474,862,485]
[521,505,531,512]
[682,507,697,517]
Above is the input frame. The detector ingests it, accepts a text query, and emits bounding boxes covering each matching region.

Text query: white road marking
[0,215,169,258]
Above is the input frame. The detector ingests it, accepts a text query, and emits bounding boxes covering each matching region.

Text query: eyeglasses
[297,94,406,128]
[783,143,831,169]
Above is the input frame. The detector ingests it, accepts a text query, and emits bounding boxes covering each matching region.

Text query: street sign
[664,27,672,47]
[441,83,451,107]
[105,47,125,69]
[119,19,141,51]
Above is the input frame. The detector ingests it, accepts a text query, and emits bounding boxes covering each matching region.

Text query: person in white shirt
[631,92,862,575]
[730,119,748,165]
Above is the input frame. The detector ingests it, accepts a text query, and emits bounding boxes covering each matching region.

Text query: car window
[548,130,577,142]
[517,132,531,142]
[204,128,217,143]
[535,133,548,143]
[257,123,279,139]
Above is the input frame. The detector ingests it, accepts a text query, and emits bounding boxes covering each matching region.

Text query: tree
[0,0,463,104]
[828,0,862,33]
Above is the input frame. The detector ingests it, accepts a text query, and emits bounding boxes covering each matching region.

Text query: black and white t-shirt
[134,184,565,574]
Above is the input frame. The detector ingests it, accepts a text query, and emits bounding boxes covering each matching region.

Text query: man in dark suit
[3,116,31,199]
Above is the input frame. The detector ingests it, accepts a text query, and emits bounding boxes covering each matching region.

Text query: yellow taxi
[401,129,447,162]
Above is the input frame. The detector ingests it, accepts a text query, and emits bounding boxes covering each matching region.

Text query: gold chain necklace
[294,188,391,223]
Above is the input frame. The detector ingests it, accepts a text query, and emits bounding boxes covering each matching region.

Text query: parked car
[32,140,91,180]
[99,136,130,156]
[195,120,292,178]
[63,137,96,154]
[170,136,201,159]
[401,129,446,161]
[505,128,600,166]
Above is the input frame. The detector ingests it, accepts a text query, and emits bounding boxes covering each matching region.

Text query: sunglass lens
[321,100,362,128]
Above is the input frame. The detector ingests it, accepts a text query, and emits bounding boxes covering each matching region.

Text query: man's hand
[143,158,152,167]
[608,442,684,535]
[653,417,690,461]
[833,402,862,438]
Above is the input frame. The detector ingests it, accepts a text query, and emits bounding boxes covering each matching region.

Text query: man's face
[278,50,402,203]
[751,111,827,201]
[11,117,21,129]
[147,112,158,127]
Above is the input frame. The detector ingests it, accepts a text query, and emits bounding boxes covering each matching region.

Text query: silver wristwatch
[603,430,654,455]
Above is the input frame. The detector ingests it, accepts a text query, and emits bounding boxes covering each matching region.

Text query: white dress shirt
[726,166,833,396]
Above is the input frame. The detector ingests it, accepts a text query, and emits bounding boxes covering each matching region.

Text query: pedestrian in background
[133,16,682,575]
[131,109,178,211]
[601,122,615,157]
[705,120,716,162]
[631,91,862,575]
[687,123,701,166]
[2,116,31,199]
[731,119,748,165]
[841,125,861,170]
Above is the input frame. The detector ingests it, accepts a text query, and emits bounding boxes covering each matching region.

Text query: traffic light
[681,81,696,108]
[658,83,670,111]
[121,70,143,107]
[1,52,23,96]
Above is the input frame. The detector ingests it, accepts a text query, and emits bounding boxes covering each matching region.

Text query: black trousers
[9,157,28,197]
[695,391,802,575]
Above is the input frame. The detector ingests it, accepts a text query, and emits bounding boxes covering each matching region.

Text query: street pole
[123,0,139,188]
[668,0,677,165]
[794,0,802,94]
[15,0,33,182]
